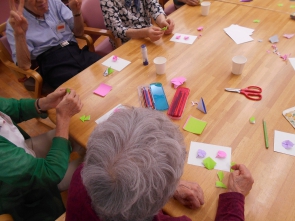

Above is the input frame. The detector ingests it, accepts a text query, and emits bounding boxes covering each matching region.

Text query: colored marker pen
[141,44,149,65]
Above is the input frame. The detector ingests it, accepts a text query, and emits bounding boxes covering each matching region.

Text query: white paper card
[274,130,295,156]
[288,58,295,71]
[95,104,123,124]
[102,55,131,71]
[188,142,232,172]
[224,24,254,44]
[170,33,198,44]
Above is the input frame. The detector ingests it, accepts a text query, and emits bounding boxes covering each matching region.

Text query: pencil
[263,120,269,149]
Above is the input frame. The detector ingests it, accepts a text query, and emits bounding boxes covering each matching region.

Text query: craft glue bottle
[141,44,149,65]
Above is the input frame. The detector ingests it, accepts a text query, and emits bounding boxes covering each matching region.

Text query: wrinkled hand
[39,88,68,111]
[163,18,175,35]
[173,180,204,209]
[69,0,82,14]
[147,26,164,41]
[228,164,254,196]
[56,89,83,120]
[183,0,201,6]
[9,0,28,35]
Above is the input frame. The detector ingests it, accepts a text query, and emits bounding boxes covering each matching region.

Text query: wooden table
[49,1,295,220]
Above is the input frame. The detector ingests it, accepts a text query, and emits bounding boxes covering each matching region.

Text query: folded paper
[197,97,207,114]
[203,157,216,170]
[216,181,227,188]
[183,116,207,135]
[216,150,227,158]
[171,77,186,88]
[197,149,206,158]
[282,140,294,149]
[93,83,112,97]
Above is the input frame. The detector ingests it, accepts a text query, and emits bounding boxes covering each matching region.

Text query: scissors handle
[240,86,262,101]
[242,86,262,93]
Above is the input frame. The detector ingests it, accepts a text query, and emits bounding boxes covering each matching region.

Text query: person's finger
[10,11,22,22]
[9,0,17,11]
[18,0,25,14]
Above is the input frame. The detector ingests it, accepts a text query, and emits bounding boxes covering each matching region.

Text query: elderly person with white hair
[66,107,254,221]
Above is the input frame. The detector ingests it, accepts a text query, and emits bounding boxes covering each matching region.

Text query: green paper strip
[66,88,71,93]
[230,162,236,172]
[253,20,260,23]
[217,171,224,182]
[203,157,216,170]
[84,115,90,121]
[161,26,168,31]
[249,116,255,124]
[216,181,227,188]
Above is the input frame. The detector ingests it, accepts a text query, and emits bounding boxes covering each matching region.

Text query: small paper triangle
[108,67,114,75]
[80,115,86,122]
[197,97,207,114]
[84,115,90,121]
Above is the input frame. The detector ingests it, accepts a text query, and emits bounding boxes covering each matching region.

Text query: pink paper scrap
[216,150,227,158]
[184,36,189,40]
[176,35,181,39]
[197,26,203,31]
[112,55,118,62]
[93,83,112,97]
[280,54,288,61]
[171,77,187,88]
[283,34,295,39]
[240,0,252,2]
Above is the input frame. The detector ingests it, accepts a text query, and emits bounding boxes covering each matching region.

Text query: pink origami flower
[112,55,118,62]
[184,36,189,40]
[176,35,181,39]
[197,26,203,31]
[216,151,227,158]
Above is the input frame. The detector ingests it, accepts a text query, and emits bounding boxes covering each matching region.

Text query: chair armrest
[75,33,95,52]
[84,27,122,49]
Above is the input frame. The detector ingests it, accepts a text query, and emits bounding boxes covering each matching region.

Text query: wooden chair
[0,22,95,98]
[0,214,13,221]
[81,0,121,57]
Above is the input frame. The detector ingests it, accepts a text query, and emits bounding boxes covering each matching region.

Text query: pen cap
[141,44,149,66]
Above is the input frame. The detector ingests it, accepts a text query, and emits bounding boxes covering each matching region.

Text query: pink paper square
[93,83,112,97]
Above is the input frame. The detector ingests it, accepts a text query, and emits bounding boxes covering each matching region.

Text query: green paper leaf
[66,88,71,93]
[161,26,168,31]
[203,157,216,170]
[253,20,260,23]
[108,67,114,75]
[217,171,224,182]
[84,115,90,121]
[80,115,86,122]
[278,3,283,7]
[216,181,227,188]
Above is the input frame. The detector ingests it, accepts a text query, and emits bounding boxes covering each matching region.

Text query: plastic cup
[153,57,167,75]
[201,2,211,16]
[232,55,247,75]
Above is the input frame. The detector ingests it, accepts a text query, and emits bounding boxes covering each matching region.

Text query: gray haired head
[82,107,186,221]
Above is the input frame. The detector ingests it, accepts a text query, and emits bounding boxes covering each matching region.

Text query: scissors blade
[225,88,240,93]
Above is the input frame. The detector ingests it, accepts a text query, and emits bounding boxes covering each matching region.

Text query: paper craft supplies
[203,157,216,170]
[274,130,295,156]
[171,77,186,88]
[170,33,198,44]
[269,35,279,43]
[216,171,227,188]
[93,83,112,97]
[224,24,254,44]
[102,55,131,71]
[188,142,232,172]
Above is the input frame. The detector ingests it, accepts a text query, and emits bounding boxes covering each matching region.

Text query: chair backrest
[0,1,10,24]
[81,0,106,42]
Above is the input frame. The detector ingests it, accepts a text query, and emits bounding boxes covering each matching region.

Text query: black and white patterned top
[100,0,165,47]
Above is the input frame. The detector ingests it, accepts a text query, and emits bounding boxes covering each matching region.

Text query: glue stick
[141,44,149,65]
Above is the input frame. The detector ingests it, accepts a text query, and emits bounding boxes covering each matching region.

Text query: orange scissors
[225,86,262,101]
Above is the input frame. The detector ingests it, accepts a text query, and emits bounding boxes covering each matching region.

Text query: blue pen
[142,87,151,108]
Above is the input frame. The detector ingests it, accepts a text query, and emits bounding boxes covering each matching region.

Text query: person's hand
[183,0,201,6]
[56,89,83,120]
[228,164,254,196]
[163,18,174,35]
[69,0,82,15]
[147,26,164,41]
[9,0,28,35]
[38,88,68,111]
[173,180,204,209]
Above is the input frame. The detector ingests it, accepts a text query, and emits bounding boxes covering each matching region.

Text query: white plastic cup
[232,55,247,75]
[201,2,211,16]
[153,57,167,75]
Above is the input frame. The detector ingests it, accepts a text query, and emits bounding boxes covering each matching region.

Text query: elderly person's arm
[8,0,31,69]
[68,0,84,37]
[0,89,83,187]
[215,164,254,221]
